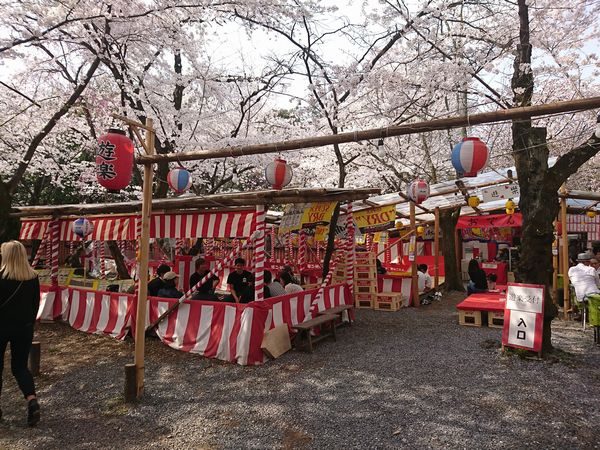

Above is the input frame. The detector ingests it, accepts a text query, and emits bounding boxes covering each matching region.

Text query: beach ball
[73,218,94,239]
[167,167,192,194]
[451,137,489,177]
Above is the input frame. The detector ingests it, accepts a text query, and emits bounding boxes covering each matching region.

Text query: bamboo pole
[376,229,415,257]
[137,97,600,164]
[133,118,154,400]
[410,201,419,307]
[552,218,558,306]
[434,207,440,290]
[560,194,570,319]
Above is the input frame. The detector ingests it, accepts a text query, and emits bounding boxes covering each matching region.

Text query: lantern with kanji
[96,129,134,192]
[167,167,192,194]
[73,218,94,239]
[265,158,292,190]
[451,137,489,177]
[407,179,429,204]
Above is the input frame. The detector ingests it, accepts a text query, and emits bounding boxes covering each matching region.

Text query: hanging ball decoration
[506,207,515,215]
[73,218,94,239]
[265,158,293,190]
[467,196,481,208]
[395,221,403,229]
[96,129,134,192]
[451,137,489,177]
[407,179,430,204]
[586,210,597,219]
[416,226,425,236]
[167,167,193,194]
[505,199,516,210]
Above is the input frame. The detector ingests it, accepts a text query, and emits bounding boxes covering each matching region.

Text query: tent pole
[560,192,570,319]
[410,201,419,307]
[434,207,440,290]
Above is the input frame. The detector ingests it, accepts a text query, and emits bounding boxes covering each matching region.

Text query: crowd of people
[145,258,305,303]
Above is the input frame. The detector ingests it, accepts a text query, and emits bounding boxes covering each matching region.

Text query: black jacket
[0,275,40,333]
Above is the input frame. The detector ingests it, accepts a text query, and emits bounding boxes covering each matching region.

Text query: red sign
[502,283,545,353]
[456,213,522,230]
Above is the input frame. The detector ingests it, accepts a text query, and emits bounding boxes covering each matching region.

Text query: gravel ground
[1,291,599,450]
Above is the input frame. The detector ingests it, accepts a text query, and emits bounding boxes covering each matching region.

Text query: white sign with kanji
[481,184,520,203]
[506,310,537,348]
[502,283,545,353]
[505,284,544,314]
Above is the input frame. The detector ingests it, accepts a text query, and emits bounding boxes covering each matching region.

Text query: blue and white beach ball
[73,218,94,238]
[167,167,193,194]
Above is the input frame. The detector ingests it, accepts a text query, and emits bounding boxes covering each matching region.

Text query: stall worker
[568,253,600,313]
[189,258,219,300]
[467,259,488,295]
[376,258,387,275]
[280,271,304,294]
[264,270,285,299]
[417,264,432,293]
[225,258,253,303]
[156,272,184,298]
[147,264,171,297]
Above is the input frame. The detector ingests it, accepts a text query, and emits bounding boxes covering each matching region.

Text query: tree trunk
[322,202,341,279]
[439,207,463,291]
[107,241,131,279]
[0,181,20,244]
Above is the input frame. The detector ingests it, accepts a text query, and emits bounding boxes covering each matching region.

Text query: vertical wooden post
[552,218,559,306]
[410,201,419,307]
[434,207,440,290]
[133,118,154,399]
[560,194,570,318]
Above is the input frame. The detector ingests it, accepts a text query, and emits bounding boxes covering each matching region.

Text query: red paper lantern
[407,179,430,204]
[265,158,292,190]
[96,129,134,192]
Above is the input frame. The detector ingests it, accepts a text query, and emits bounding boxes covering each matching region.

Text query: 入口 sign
[502,283,545,353]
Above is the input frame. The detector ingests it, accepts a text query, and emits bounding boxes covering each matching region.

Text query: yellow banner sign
[301,202,337,227]
[354,205,396,231]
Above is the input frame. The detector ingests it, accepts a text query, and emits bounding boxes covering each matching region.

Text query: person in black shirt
[156,272,184,298]
[190,258,219,301]
[0,240,41,426]
[147,264,171,297]
[225,258,253,303]
[467,259,488,295]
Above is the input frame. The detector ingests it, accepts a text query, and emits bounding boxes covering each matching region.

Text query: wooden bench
[292,314,337,353]
[317,304,354,327]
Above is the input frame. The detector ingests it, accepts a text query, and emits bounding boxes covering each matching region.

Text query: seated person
[189,257,219,300]
[224,257,253,303]
[467,259,488,295]
[264,270,285,299]
[148,264,171,296]
[277,265,298,284]
[376,258,387,275]
[568,252,600,305]
[417,264,432,293]
[156,271,184,298]
[280,271,304,294]
[495,248,509,262]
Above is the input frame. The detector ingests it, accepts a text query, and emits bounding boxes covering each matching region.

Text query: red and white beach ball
[167,167,192,194]
[451,137,489,177]
[407,180,430,204]
[265,158,292,190]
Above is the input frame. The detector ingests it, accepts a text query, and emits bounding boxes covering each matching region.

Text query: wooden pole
[410,201,419,307]
[137,97,600,164]
[133,118,154,399]
[434,207,440,290]
[552,218,559,306]
[560,193,570,319]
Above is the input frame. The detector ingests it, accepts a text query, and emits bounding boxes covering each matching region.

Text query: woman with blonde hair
[0,240,40,426]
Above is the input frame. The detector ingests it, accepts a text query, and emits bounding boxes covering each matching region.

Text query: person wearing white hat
[568,252,600,303]
[156,271,184,298]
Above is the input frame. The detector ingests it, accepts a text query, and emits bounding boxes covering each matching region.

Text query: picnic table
[456,292,506,327]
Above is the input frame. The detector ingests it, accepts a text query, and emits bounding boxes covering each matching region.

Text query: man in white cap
[568,252,600,309]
